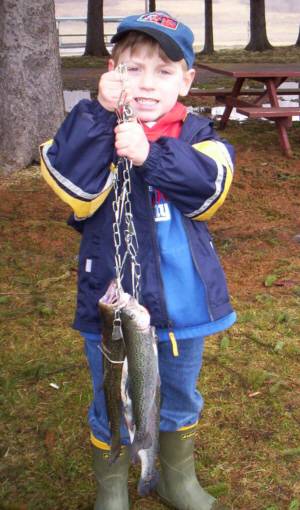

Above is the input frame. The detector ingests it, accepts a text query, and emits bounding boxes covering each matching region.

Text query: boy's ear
[108,59,115,71]
[179,68,196,97]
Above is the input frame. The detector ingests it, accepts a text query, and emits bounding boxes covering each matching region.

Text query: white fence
[56,16,124,53]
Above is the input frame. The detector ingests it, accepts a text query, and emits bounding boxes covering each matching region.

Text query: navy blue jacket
[40,99,235,334]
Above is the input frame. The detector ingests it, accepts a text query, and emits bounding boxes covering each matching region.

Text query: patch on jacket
[150,186,171,222]
[154,202,171,222]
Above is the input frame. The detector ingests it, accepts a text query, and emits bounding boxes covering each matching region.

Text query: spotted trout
[99,279,160,493]
[120,292,160,495]
[121,357,160,495]
[98,282,127,463]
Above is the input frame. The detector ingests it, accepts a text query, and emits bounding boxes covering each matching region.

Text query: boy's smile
[110,45,195,122]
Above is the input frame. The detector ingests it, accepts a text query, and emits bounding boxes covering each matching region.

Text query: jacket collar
[180,112,212,144]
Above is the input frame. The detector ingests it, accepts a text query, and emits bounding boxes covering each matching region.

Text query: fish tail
[109,441,122,464]
[130,432,152,462]
[138,468,160,496]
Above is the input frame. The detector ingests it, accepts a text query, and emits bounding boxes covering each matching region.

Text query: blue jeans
[83,334,205,446]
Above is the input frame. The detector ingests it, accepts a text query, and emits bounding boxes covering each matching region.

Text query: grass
[1,46,300,510]
[194,45,300,64]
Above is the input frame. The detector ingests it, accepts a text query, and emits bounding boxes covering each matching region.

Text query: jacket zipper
[139,116,210,351]
[182,216,214,321]
[145,186,179,356]
[139,114,208,325]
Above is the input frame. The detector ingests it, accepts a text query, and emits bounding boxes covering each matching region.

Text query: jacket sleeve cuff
[83,99,117,129]
[138,141,162,179]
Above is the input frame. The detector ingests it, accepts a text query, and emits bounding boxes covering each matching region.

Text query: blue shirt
[150,187,236,341]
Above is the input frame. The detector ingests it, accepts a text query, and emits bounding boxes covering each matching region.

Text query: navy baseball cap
[111,11,195,69]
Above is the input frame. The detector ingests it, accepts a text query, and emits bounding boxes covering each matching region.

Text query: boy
[40,11,235,510]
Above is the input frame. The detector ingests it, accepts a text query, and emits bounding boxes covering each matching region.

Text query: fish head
[99,279,131,313]
[122,297,150,332]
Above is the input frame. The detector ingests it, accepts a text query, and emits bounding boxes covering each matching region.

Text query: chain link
[123,157,141,299]
[111,167,123,341]
[110,64,142,339]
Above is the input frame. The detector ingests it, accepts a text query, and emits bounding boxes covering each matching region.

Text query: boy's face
[109,44,195,122]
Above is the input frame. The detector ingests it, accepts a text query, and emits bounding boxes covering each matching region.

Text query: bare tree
[245,0,273,52]
[84,0,109,57]
[149,0,157,11]
[201,0,214,54]
[0,0,64,173]
[295,25,300,47]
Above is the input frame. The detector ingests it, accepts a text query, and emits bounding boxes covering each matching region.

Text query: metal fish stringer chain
[111,64,141,340]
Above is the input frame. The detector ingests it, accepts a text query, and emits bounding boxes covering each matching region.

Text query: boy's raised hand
[114,121,150,166]
[98,69,133,112]
[98,69,150,166]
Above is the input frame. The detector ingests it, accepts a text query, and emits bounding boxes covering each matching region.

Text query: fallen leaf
[274,279,299,287]
[274,340,284,352]
[49,382,60,390]
[220,336,230,349]
[44,430,56,450]
[264,274,277,287]
[248,391,261,398]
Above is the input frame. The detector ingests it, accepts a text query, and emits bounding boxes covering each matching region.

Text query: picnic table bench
[190,63,300,157]
[189,87,300,101]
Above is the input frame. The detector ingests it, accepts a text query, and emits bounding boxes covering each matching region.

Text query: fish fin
[138,469,160,496]
[130,432,152,462]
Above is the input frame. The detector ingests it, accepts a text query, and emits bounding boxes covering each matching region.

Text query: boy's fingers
[115,141,130,154]
[115,129,129,142]
[115,134,131,148]
[115,142,128,152]
[115,121,138,134]
[106,69,124,82]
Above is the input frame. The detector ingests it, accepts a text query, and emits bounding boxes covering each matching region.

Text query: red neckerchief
[141,102,187,142]
[141,102,187,204]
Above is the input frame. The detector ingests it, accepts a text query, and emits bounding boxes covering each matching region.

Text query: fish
[121,357,160,496]
[99,279,160,493]
[98,280,127,463]
[120,293,160,495]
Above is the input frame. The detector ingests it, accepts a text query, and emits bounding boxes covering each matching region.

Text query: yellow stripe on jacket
[40,140,114,219]
[188,140,234,221]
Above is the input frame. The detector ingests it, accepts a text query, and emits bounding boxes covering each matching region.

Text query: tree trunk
[149,0,156,11]
[0,0,64,173]
[84,0,109,57]
[295,25,300,47]
[245,0,273,51]
[201,0,214,54]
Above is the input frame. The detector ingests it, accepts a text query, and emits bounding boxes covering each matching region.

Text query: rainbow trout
[120,293,160,495]
[98,282,127,463]
[99,280,160,493]
[121,357,160,495]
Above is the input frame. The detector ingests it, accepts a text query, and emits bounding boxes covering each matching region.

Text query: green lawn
[1,46,300,509]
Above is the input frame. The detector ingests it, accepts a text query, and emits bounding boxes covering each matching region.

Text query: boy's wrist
[132,142,150,166]
[97,94,114,112]
[137,141,161,174]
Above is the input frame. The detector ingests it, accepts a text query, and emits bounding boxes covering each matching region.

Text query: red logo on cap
[138,12,178,30]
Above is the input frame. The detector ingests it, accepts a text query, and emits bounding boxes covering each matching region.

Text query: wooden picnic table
[193,63,300,157]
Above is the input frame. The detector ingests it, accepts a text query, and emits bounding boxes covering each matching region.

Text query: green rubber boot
[92,445,130,510]
[156,428,225,510]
